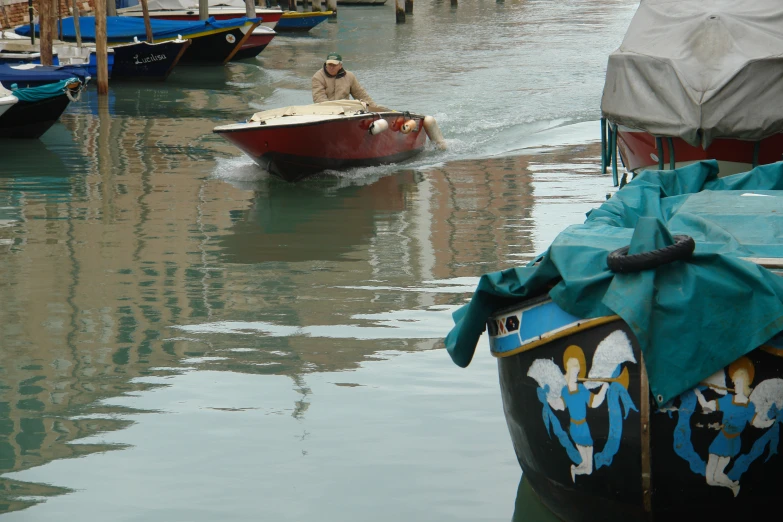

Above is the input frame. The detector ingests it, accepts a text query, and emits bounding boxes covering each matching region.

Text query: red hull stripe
[617,130,783,172]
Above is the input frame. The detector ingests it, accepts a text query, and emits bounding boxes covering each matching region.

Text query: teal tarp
[445,160,783,406]
[10,78,79,102]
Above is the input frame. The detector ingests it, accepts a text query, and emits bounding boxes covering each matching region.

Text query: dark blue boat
[110,39,191,80]
[0,63,90,89]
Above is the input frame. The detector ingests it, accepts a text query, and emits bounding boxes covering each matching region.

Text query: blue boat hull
[0,63,90,89]
[0,52,112,79]
[275,14,328,32]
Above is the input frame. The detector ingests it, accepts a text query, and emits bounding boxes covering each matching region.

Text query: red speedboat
[214,100,445,182]
[600,1,783,184]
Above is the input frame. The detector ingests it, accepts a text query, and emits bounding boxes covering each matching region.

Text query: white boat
[0,85,18,119]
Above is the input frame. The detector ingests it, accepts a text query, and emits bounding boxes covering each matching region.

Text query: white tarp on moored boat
[600,0,783,148]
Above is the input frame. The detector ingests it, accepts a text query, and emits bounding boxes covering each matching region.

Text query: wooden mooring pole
[451,0,457,6]
[244,0,254,19]
[71,0,82,48]
[395,0,404,23]
[198,0,208,20]
[27,0,34,44]
[106,0,116,17]
[405,0,412,15]
[140,0,153,42]
[95,0,109,94]
[39,0,53,65]
[326,0,336,15]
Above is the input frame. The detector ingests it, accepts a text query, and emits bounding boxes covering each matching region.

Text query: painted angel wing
[586,330,636,389]
[527,358,566,402]
[749,377,783,429]
[700,370,729,396]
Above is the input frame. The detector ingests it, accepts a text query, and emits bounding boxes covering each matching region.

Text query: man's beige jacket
[312,67,390,112]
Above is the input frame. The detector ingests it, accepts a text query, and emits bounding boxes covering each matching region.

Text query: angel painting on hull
[668,355,783,497]
[528,330,638,483]
[693,358,756,496]
[558,345,609,481]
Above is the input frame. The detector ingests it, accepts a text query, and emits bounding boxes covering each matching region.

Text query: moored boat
[600,1,783,185]
[445,161,783,521]
[0,63,90,88]
[117,0,283,29]
[0,77,85,139]
[0,34,111,78]
[116,0,279,58]
[213,100,445,182]
[14,16,260,65]
[110,38,191,80]
[0,37,189,81]
[275,10,331,32]
[230,26,276,61]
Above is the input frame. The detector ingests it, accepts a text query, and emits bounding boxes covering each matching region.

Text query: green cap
[325,52,343,65]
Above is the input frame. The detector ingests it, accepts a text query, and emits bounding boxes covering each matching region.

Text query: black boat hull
[491,299,783,521]
[111,39,191,80]
[177,26,253,65]
[0,92,71,139]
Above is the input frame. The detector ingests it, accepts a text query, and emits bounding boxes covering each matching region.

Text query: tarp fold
[445,160,783,405]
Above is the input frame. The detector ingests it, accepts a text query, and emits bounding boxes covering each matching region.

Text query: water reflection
[0,116,607,515]
[512,475,561,522]
[218,171,417,263]
[0,1,633,514]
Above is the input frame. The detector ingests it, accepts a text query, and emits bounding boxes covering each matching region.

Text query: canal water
[0,1,637,520]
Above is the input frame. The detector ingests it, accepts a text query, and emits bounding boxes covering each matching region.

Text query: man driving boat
[311,52,390,112]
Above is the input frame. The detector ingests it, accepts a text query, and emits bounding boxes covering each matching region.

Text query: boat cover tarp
[0,63,88,87]
[8,77,79,102]
[445,160,783,406]
[14,16,259,42]
[600,0,783,149]
[250,100,366,122]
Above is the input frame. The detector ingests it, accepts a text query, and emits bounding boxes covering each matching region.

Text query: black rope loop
[607,235,695,273]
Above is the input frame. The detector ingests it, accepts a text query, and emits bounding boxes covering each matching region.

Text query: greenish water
[0,1,636,520]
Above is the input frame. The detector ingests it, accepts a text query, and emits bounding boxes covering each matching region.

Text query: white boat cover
[249,100,367,123]
[600,0,783,148]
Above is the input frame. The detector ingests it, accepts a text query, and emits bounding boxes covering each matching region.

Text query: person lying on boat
[312,52,390,112]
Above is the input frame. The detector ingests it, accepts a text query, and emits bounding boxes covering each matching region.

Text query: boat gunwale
[213,111,425,133]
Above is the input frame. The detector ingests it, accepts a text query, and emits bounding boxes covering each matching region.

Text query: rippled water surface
[0,1,637,520]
